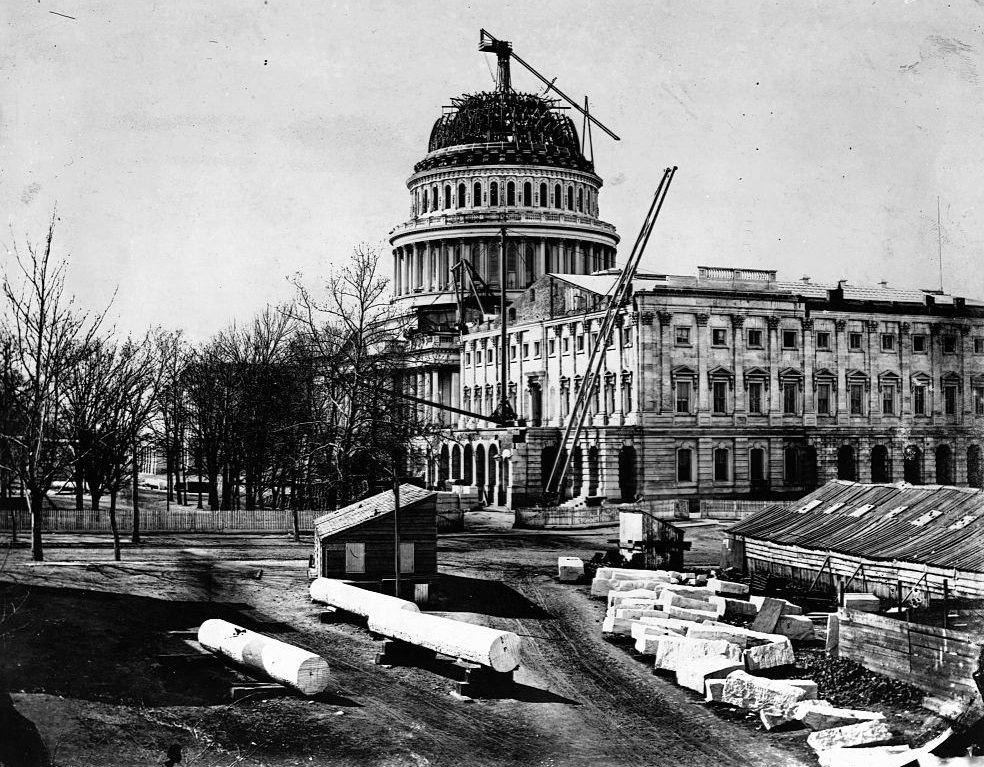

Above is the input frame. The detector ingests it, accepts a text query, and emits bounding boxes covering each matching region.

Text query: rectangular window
[486,348,493,363]
[464,352,471,366]
[623,326,633,346]
[677,449,693,482]
[533,341,541,358]
[563,337,570,353]
[782,329,798,349]
[522,343,529,358]
[850,383,864,415]
[511,345,518,361]
[816,331,831,350]
[712,328,727,346]
[399,542,415,574]
[974,385,984,415]
[712,380,727,414]
[576,335,585,352]
[747,329,763,348]
[344,542,365,574]
[676,381,692,414]
[748,381,763,414]
[548,339,555,355]
[817,383,831,415]
[943,336,958,354]
[849,332,863,350]
[975,337,984,354]
[714,449,729,481]
[881,334,895,351]
[882,385,895,415]
[912,334,927,353]
[914,385,926,415]
[944,384,957,415]
[782,382,797,414]
[675,326,691,345]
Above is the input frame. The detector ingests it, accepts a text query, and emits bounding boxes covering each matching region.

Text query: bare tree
[0,211,103,561]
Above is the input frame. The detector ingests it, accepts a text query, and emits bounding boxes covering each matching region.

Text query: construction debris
[806,719,898,752]
[676,657,743,694]
[750,595,803,616]
[792,700,885,731]
[720,671,814,713]
[650,636,743,671]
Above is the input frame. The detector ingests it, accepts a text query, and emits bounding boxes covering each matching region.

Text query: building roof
[313,484,435,539]
[730,480,984,573]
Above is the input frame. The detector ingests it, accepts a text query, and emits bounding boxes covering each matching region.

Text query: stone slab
[630,617,692,640]
[842,594,881,613]
[601,616,633,636]
[721,670,810,713]
[806,720,897,753]
[608,588,663,608]
[661,585,716,600]
[650,635,742,670]
[666,605,720,623]
[615,608,670,621]
[557,557,584,582]
[775,615,816,641]
[750,595,803,616]
[707,578,750,597]
[816,746,913,767]
[705,678,727,703]
[793,700,884,731]
[743,637,796,671]
[826,613,840,657]
[676,656,744,694]
[709,595,759,620]
[660,591,715,612]
[685,624,750,649]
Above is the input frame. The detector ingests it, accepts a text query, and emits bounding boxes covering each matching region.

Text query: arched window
[577,188,584,212]
[904,445,922,484]
[554,183,562,209]
[522,181,532,206]
[490,181,499,206]
[506,181,516,206]
[714,448,730,482]
[566,186,574,210]
[837,445,857,481]
[457,183,466,208]
[936,444,954,485]
[443,185,451,210]
[432,185,438,210]
[871,445,890,483]
[750,447,766,483]
[539,182,547,207]
[472,181,482,208]
[422,189,429,213]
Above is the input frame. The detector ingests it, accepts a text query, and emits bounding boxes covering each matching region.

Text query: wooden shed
[312,484,437,600]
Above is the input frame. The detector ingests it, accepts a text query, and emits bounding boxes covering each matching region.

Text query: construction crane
[544,166,678,503]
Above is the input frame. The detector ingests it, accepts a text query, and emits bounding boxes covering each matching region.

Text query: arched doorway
[571,446,583,498]
[804,445,818,489]
[588,446,600,496]
[487,444,499,506]
[903,445,922,484]
[451,444,462,481]
[618,446,637,502]
[529,382,542,426]
[837,445,857,481]
[438,445,450,489]
[936,444,953,485]
[870,445,890,483]
[784,447,800,484]
[969,445,983,489]
[749,447,767,490]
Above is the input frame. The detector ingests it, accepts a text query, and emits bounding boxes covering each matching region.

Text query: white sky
[4,1,984,339]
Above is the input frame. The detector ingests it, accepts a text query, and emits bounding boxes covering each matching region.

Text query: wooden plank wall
[0,507,320,533]
[837,609,984,702]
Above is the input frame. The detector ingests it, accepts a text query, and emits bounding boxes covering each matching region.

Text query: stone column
[767,316,781,423]
[900,322,912,413]
[658,311,673,414]
[802,318,815,423]
[866,320,879,423]
[835,319,848,418]
[451,369,460,410]
[731,315,746,417]
[696,313,710,422]
[536,238,547,279]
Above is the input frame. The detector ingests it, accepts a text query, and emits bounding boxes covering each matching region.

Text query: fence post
[943,579,949,631]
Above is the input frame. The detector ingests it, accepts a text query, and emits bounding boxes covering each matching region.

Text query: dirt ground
[0,515,818,767]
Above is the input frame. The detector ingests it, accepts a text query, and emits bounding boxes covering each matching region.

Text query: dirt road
[0,516,813,766]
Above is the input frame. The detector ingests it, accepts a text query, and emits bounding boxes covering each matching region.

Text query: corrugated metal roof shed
[730,481,984,572]
[313,484,434,539]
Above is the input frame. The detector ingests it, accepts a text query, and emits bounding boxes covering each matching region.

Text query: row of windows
[339,542,415,574]
[414,178,597,216]
[674,325,984,354]
[463,327,633,366]
[675,446,807,484]
[462,378,633,420]
[673,380,984,417]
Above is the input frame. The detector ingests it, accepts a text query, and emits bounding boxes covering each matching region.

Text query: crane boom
[545,166,678,501]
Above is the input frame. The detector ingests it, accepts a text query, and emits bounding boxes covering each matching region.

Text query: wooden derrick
[367,608,522,673]
[198,619,330,696]
[309,577,420,618]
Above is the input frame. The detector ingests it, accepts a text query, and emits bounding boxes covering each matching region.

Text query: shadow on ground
[429,574,552,619]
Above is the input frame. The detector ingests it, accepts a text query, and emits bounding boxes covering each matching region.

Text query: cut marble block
[557,557,584,582]
[675,656,744,693]
[707,578,750,597]
[806,720,897,753]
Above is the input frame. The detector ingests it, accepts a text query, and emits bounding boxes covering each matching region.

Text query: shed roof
[730,480,984,573]
[313,484,435,539]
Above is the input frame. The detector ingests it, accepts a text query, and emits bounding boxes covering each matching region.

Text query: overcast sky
[4,1,984,339]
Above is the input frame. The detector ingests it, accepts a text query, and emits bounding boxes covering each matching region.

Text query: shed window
[345,542,366,574]
[399,542,415,574]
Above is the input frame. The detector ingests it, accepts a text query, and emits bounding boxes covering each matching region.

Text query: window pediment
[779,367,805,381]
[845,369,869,381]
[672,364,698,379]
[743,366,769,380]
[707,365,735,381]
[911,371,932,384]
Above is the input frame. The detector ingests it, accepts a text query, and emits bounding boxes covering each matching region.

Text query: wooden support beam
[198,619,330,696]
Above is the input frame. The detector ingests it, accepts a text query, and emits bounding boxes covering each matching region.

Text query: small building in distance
[312,484,437,601]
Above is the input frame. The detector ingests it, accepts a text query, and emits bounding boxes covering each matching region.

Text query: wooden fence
[0,506,321,534]
[835,608,984,702]
[514,506,620,529]
[700,499,786,520]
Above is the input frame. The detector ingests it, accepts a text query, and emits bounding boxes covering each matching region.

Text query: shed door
[399,542,415,574]
[345,542,366,573]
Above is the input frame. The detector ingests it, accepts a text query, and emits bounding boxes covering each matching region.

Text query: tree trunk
[109,490,121,561]
[8,508,16,545]
[74,459,84,512]
[291,509,300,543]
[131,443,141,544]
[30,488,44,562]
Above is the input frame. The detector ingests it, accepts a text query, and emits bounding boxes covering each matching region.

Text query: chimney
[878,280,889,288]
[955,296,966,311]
[801,275,811,284]
[828,280,845,303]
[925,294,936,310]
